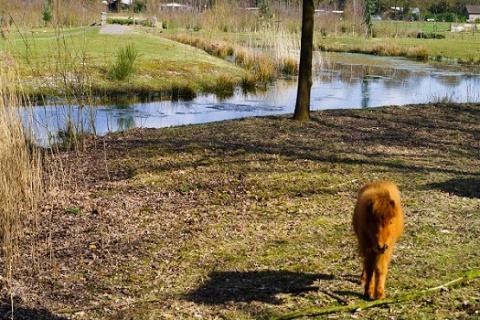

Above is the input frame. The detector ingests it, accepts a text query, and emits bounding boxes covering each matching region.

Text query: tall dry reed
[169,24,305,82]
[0,55,43,292]
[266,26,300,75]
[5,0,103,28]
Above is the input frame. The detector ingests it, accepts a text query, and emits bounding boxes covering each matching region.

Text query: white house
[160,2,193,11]
[465,5,480,21]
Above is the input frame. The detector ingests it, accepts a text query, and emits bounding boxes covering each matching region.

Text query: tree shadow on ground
[428,177,480,198]
[185,270,334,305]
[0,302,68,320]
[96,104,480,184]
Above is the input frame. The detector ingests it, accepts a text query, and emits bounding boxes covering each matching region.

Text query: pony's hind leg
[363,256,376,299]
[360,260,366,284]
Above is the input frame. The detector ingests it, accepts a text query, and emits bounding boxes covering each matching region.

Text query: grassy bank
[9,102,480,319]
[2,19,480,104]
[0,25,246,102]
[164,22,480,65]
[316,31,480,63]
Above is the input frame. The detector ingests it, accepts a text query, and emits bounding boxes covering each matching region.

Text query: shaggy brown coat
[353,181,404,299]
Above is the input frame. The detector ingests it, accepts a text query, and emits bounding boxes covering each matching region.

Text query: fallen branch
[272,268,480,320]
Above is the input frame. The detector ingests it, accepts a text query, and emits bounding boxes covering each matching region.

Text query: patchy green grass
[316,33,480,63]
[0,26,245,100]
[13,102,480,319]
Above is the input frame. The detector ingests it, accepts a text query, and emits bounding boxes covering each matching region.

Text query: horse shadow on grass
[428,177,480,198]
[0,301,68,320]
[185,270,336,305]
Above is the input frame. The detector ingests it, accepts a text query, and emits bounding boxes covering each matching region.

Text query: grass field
[316,31,480,63]
[0,25,245,101]
[8,102,479,319]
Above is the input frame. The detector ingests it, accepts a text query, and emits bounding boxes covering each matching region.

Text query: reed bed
[370,43,405,56]
[4,0,103,29]
[0,57,43,293]
[406,45,429,61]
[168,26,305,83]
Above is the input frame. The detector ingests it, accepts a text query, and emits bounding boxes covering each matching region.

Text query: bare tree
[293,0,314,121]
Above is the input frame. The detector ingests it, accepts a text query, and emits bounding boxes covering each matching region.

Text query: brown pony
[352,181,404,299]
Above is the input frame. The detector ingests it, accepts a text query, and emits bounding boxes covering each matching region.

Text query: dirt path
[99,24,134,35]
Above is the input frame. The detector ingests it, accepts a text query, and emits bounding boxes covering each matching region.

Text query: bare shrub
[407,45,429,61]
[371,43,404,56]
[315,12,343,35]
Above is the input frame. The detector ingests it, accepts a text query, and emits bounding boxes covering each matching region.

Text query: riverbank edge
[18,26,480,105]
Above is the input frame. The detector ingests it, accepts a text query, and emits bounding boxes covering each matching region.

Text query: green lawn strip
[1,26,245,99]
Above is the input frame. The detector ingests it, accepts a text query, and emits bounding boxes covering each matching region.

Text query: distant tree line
[5,0,480,26]
[315,0,480,21]
[128,0,480,22]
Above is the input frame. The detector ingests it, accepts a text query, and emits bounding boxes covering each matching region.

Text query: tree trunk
[293,0,314,121]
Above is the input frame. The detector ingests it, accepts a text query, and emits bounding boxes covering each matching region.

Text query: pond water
[28,52,480,146]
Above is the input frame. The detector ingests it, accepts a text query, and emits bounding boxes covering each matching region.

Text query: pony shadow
[428,177,480,198]
[0,302,68,320]
[185,270,334,305]
[338,274,362,285]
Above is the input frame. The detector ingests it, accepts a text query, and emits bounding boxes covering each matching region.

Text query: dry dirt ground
[2,103,480,319]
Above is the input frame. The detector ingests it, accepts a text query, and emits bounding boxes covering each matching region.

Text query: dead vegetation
[3,102,480,319]
[0,64,43,312]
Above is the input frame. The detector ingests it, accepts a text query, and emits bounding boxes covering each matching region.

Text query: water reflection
[109,104,137,132]
[361,76,370,109]
[29,53,480,146]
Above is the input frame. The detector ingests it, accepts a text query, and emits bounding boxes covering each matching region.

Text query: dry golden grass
[0,61,43,291]
[371,43,405,56]
[168,26,301,82]
[5,0,103,28]
[406,45,429,61]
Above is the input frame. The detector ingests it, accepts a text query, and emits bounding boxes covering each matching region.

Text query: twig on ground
[326,179,358,189]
